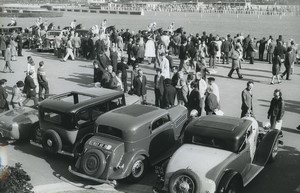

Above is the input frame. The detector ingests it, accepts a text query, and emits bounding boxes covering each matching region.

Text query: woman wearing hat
[11,81,25,109]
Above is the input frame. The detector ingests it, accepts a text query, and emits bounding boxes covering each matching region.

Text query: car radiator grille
[175,114,187,128]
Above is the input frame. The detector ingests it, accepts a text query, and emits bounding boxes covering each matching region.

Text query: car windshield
[97,125,123,140]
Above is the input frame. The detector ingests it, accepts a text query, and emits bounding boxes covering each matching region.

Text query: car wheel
[32,123,42,143]
[268,137,279,163]
[169,169,200,193]
[80,149,106,178]
[127,155,147,183]
[226,178,242,193]
[42,130,62,154]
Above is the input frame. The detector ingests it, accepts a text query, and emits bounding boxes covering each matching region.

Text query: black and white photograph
[0,0,299,192]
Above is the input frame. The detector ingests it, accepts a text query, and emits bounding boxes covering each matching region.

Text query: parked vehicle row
[0,87,281,193]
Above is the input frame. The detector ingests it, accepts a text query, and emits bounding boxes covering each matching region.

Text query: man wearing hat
[0,79,9,113]
[11,81,25,109]
[23,70,38,107]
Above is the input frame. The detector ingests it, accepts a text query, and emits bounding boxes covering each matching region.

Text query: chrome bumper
[68,166,117,186]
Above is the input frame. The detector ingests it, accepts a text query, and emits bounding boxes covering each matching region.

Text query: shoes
[228,75,232,78]
[278,81,281,84]
[280,74,284,79]
[10,71,14,73]
[270,82,274,85]
[61,59,66,62]
[238,76,243,79]
[297,125,300,131]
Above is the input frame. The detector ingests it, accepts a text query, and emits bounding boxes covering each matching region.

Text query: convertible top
[184,116,253,153]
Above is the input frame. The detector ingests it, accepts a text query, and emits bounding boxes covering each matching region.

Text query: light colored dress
[216,40,222,58]
[10,39,17,56]
[145,38,156,58]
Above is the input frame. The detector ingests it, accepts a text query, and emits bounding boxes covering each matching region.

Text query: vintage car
[0,107,41,143]
[69,104,188,184]
[37,29,68,52]
[0,26,22,35]
[156,115,281,193]
[39,87,139,156]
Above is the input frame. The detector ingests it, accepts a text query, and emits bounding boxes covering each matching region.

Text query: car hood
[166,144,236,188]
[0,107,38,128]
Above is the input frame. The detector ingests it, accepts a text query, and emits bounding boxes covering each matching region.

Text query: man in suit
[221,37,232,64]
[0,33,6,57]
[0,79,9,113]
[247,39,256,64]
[187,81,202,116]
[37,61,49,101]
[3,44,14,73]
[154,68,165,108]
[23,70,38,107]
[205,86,220,115]
[117,57,129,92]
[241,81,254,118]
[267,37,276,64]
[15,32,23,56]
[208,37,218,69]
[132,69,147,103]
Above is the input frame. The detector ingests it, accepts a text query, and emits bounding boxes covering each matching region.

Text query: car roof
[39,87,123,114]
[96,104,168,132]
[185,115,252,152]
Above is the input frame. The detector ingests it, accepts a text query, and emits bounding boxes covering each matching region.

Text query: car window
[91,103,109,120]
[43,112,62,124]
[97,125,123,139]
[152,115,170,131]
[77,109,90,125]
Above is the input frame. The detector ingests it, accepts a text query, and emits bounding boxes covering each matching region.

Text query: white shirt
[198,79,207,98]
[160,57,170,79]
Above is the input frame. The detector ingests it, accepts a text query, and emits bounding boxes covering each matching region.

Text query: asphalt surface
[1,49,300,193]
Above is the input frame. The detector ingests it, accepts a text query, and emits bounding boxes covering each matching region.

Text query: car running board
[243,164,264,186]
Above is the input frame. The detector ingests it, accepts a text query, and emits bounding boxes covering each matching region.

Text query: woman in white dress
[144,34,156,65]
[215,36,222,63]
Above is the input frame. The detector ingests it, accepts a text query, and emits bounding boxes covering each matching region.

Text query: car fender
[120,149,149,178]
[253,129,280,166]
[216,169,243,193]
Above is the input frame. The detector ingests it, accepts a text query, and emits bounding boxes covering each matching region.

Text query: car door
[149,115,174,163]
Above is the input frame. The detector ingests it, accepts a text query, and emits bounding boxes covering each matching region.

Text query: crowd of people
[0,18,298,131]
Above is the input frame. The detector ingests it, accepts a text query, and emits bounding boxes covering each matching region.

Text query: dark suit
[0,85,9,113]
[163,83,176,108]
[154,75,165,107]
[16,34,23,56]
[221,40,232,64]
[187,88,202,116]
[133,75,147,99]
[247,42,256,64]
[23,75,38,106]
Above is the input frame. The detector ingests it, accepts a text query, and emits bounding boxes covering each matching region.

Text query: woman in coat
[267,89,285,130]
[10,37,17,61]
[145,34,156,65]
[228,46,243,79]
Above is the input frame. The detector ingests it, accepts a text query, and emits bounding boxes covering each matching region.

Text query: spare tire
[42,130,62,154]
[80,149,106,178]
[169,169,200,193]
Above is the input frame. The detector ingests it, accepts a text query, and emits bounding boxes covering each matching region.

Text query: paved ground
[1,49,300,193]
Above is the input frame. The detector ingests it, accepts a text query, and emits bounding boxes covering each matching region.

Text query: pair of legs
[223,52,229,64]
[209,55,216,68]
[38,82,49,101]
[63,48,75,61]
[3,61,14,73]
[228,67,243,78]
